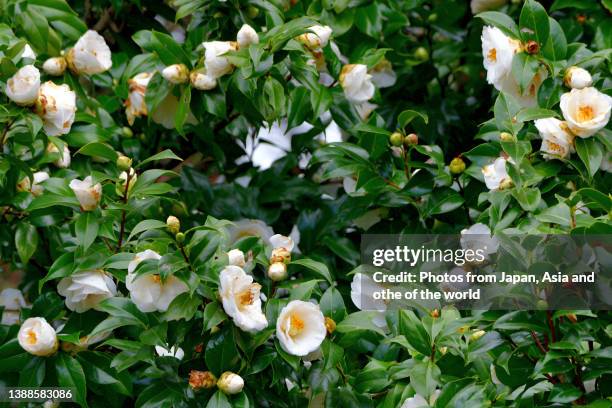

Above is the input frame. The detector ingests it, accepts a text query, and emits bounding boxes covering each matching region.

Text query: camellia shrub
[0,0,610,406]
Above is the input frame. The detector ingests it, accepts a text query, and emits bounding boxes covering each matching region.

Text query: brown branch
[530,330,548,354]
[546,311,557,344]
[93,8,112,32]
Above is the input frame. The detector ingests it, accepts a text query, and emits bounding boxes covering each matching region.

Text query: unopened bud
[227,249,246,267]
[564,66,592,89]
[500,132,515,142]
[42,57,67,76]
[525,40,539,54]
[566,313,578,323]
[325,317,336,334]
[414,47,429,61]
[389,132,403,147]
[189,370,217,390]
[449,157,466,175]
[122,127,133,138]
[536,299,548,310]
[162,64,189,84]
[176,232,185,244]
[470,329,486,341]
[217,371,244,395]
[116,155,132,171]
[268,262,287,281]
[404,133,418,147]
[439,346,448,355]
[430,309,440,318]
[270,247,291,264]
[166,216,180,235]
[246,5,259,19]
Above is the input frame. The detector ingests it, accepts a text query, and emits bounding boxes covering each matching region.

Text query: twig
[93,8,112,32]
[546,311,556,344]
[530,330,547,354]
[115,171,132,252]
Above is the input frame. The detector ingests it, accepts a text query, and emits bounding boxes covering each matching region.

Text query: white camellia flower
[155,345,185,360]
[20,44,36,60]
[30,171,49,197]
[190,69,217,90]
[226,219,275,244]
[471,0,508,14]
[481,157,511,190]
[370,59,397,88]
[497,68,547,108]
[18,317,58,356]
[227,249,246,267]
[42,57,67,76]
[460,223,499,256]
[400,390,441,408]
[117,168,137,196]
[5,65,40,105]
[298,25,333,49]
[125,250,189,312]
[47,143,71,168]
[270,234,294,253]
[203,41,237,79]
[534,118,575,159]
[35,81,77,136]
[276,300,326,356]
[66,30,112,75]
[69,176,102,211]
[560,87,612,138]
[217,371,244,395]
[57,270,117,312]
[564,66,592,89]
[350,273,387,328]
[237,24,259,48]
[0,288,27,325]
[125,72,151,125]
[162,64,189,84]
[219,265,268,332]
[481,26,521,89]
[340,64,375,103]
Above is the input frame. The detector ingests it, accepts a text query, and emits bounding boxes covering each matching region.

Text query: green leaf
[126,219,168,243]
[542,18,567,61]
[501,140,531,164]
[476,11,520,38]
[548,383,582,403]
[76,142,118,162]
[206,390,232,408]
[287,87,311,130]
[519,0,550,46]
[336,311,385,336]
[512,188,541,211]
[163,293,200,321]
[494,92,523,135]
[290,258,333,284]
[205,327,239,375]
[410,359,440,398]
[203,301,227,331]
[55,353,88,407]
[398,109,429,128]
[174,85,191,135]
[151,31,192,67]
[75,212,99,251]
[515,107,559,122]
[536,203,571,227]
[320,287,347,323]
[27,193,80,211]
[15,222,38,264]
[136,149,182,168]
[512,53,541,95]
[423,188,464,217]
[19,356,45,387]
[575,137,603,179]
[77,351,133,396]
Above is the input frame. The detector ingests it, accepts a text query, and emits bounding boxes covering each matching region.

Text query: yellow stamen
[487,48,497,63]
[577,105,594,122]
[152,275,161,283]
[27,330,37,345]
[288,313,304,337]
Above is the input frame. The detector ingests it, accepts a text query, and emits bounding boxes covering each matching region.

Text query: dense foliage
[0,0,610,406]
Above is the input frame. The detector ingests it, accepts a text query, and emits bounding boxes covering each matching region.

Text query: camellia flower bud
[47,143,71,168]
[449,157,466,175]
[18,317,58,356]
[564,66,592,89]
[270,247,291,264]
[414,46,429,61]
[6,65,40,106]
[498,178,514,190]
[227,248,246,267]
[404,133,418,147]
[217,371,244,395]
[325,317,336,334]
[176,232,186,244]
[236,24,259,48]
[189,370,217,390]
[162,64,189,84]
[268,262,287,281]
[69,176,102,211]
[122,126,134,138]
[430,309,440,318]
[389,132,403,147]
[190,69,217,91]
[66,30,112,75]
[499,132,515,142]
[117,168,137,196]
[116,155,132,171]
[470,329,486,341]
[42,57,67,76]
[167,215,181,235]
[525,40,539,54]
